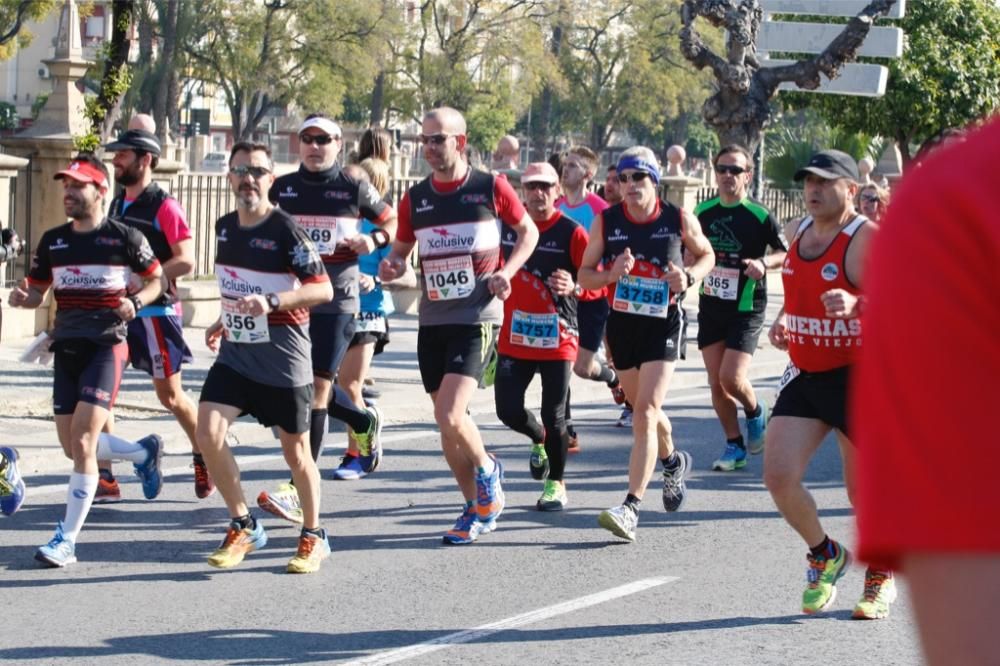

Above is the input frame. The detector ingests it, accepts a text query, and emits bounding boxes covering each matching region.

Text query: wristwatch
[128,295,143,313]
[684,270,696,289]
[573,284,584,297]
[266,292,280,313]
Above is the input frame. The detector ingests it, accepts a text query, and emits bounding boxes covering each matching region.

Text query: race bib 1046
[423,255,475,301]
[221,298,270,343]
[613,275,669,318]
[510,310,559,349]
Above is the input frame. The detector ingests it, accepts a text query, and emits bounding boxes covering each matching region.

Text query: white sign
[760,0,905,19]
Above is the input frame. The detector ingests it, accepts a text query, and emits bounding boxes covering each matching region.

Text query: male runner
[379,106,538,544]
[9,154,166,567]
[764,149,892,618]
[196,142,334,572]
[695,144,786,471]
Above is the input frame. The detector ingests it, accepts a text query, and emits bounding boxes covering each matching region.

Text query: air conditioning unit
[37,66,50,79]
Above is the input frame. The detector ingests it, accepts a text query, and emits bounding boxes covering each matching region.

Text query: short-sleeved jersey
[358,218,394,316]
[556,192,608,233]
[695,196,787,314]
[498,211,587,361]
[397,168,528,326]
[213,208,329,387]
[601,200,684,314]
[269,165,390,315]
[108,183,191,316]
[781,216,867,373]
[27,219,160,345]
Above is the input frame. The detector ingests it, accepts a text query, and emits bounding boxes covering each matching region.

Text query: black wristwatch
[128,295,143,313]
[266,292,280,312]
[684,270,696,289]
[370,228,391,249]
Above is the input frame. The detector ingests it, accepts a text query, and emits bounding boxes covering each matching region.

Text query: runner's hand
[769,314,789,351]
[205,320,224,352]
[821,289,858,318]
[359,273,376,294]
[7,278,29,307]
[609,247,634,281]
[665,261,685,293]
[379,255,405,282]
[546,269,575,296]
[238,294,268,317]
[742,258,765,280]
[488,272,512,300]
[343,233,375,256]
[113,296,137,322]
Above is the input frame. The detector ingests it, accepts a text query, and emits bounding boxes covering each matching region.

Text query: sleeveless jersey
[27,219,159,345]
[408,169,505,326]
[782,215,867,372]
[602,200,684,317]
[695,196,786,314]
[498,211,582,361]
[269,165,389,315]
[213,208,329,387]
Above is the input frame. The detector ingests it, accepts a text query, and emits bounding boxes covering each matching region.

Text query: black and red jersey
[602,200,684,312]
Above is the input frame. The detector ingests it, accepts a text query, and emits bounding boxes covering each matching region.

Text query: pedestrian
[379,106,538,544]
[695,144,787,471]
[856,183,889,224]
[579,146,715,542]
[8,153,166,567]
[763,149,892,618]
[196,142,334,572]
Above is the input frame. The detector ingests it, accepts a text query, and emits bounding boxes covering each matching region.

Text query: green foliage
[685,116,719,159]
[0,0,58,59]
[31,92,49,120]
[466,96,516,154]
[764,111,880,189]
[0,100,16,130]
[784,0,1000,163]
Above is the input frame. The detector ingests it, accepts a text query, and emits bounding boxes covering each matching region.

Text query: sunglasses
[418,133,452,146]
[715,165,748,176]
[860,194,881,203]
[617,172,650,183]
[299,134,336,146]
[229,165,272,179]
[523,182,555,191]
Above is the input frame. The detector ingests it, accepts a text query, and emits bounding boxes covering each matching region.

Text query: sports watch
[266,292,280,312]
[684,270,696,289]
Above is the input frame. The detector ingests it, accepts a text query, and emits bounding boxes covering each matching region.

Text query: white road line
[342,577,679,665]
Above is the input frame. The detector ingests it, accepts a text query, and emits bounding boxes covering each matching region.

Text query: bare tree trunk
[532,6,564,162]
[370,70,386,127]
[152,0,179,143]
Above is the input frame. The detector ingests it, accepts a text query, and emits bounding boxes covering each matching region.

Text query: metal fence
[695,186,806,222]
[1,161,31,288]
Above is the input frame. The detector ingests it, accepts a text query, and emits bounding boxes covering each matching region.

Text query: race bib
[221,298,270,344]
[510,311,559,349]
[423,255,475,301]
[703,266,740,300]
[295,215,357,256]
[355,311,387,333]
[613,275,670,318]
[776,361,801,396]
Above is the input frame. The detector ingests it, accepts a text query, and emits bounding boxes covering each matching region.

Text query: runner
[579,147,714,542]
[196,142,334,572]
[379,106,538,545]
[695,144,787,471]
[98,121,214,500]
[8,154,166,567]
[257,114,396,523]
[603,164,623,205]
[494,162,588,511]
[763,149,891,617]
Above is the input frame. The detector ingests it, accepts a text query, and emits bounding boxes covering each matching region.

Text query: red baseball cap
[54,160,108,187]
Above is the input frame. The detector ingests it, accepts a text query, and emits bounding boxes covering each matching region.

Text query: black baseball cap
[104,129,162,156]
[794,149,859,182]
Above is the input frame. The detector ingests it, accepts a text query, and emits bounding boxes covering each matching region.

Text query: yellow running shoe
[207,520,267,569]
[852,569,897,620]
[287,530,331,574]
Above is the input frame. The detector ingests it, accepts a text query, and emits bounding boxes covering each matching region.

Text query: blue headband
[616,155,661,184]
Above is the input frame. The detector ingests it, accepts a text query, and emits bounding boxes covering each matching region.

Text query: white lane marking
[342,577,679,665]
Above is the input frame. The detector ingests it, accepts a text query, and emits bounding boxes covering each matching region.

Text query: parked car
[199,152,228,172]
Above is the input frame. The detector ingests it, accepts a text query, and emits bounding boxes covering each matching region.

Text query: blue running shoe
[0,446,26,516]
[133,434,164,500]
[332,454,368,480]
[35,521,76,567]
[746,399,768,455]
[475,454,505,522]
[442,505,495,545]
[712,442,747,472]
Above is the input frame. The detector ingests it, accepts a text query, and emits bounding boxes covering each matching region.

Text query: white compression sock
[62,472,98,542]
[96,433,147,464]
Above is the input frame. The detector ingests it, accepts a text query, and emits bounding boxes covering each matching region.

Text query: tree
[679,0,898,153]
[77,0,135,151]
[788,0,1000,164]
[0,0,58,59]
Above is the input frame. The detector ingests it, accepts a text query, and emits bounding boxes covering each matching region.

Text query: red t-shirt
[854,117,1000,569]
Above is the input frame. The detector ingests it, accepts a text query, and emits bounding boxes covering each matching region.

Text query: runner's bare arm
[578,213,609,289]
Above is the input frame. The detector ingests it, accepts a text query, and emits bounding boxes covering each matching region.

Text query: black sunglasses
[715,164,748,176]
[299,134,336,146]
[523,182,554,191]
[617,172,650,183]
[229,165,272,179]
[860,194,881,203]
[418,133,452,146]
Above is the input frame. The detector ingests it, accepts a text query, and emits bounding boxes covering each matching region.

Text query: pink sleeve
[588,193,609,214]
[157,198,192,246]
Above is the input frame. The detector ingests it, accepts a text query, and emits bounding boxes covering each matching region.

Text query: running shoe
[475,455,505,522]
[616,407,633,428]
[528,443,549,480]
[354,405,383,460]
[442,505,495,545]
[133,434,164,500]
[256,482,304,524]
[287,529,332,574]
[711,442,747,472]
[610,383,627,405]
[662,450,693,512]
[852,569,897,620]
[362,385,381,401]
[0,446,26,516]
[207,519,268,569]
[746,399,768,455]
[598,504,638,542]
[35,521,76,567]
[536,479,567,511]
[332,454,368,480]
[92,476,122,504]
[802,542,851,614]
[193,457,216,499]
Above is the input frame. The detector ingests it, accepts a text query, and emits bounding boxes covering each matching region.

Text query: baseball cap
[298,116,342,138]
[104,128,162,156]
[794,149,860,181]
[521,162,559,185]
[54,160,108,187]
